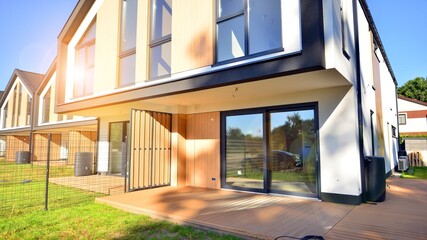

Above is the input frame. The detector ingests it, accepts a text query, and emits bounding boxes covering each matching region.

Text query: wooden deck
[50,175,125,195]
[96,177,427,239]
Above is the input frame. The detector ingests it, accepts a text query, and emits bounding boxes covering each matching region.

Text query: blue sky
[366,0,427,86]
[0,0,77,90]
[0,1,426,90]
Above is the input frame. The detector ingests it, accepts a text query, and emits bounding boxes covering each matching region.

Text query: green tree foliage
[397,77,427,102]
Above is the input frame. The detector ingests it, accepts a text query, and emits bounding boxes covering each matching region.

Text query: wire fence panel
[0,131,127,216]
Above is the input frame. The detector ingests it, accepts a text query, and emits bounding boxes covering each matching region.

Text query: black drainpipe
[353,0,366,203]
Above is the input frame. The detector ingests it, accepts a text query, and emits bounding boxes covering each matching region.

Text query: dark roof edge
[398,95,427,106]
[0,69,44,106]
[358,0,398,86]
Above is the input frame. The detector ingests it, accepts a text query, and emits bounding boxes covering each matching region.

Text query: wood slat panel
[129,110,171,191]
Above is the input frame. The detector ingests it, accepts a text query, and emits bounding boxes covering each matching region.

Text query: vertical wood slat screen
[129,109,171,191]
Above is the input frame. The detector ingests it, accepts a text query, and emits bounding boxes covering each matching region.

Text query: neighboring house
[0,61,98,165]
[398,95,427,164]
[52,0,398,204]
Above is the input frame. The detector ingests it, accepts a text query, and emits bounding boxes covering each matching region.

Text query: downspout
[353,0,366,203]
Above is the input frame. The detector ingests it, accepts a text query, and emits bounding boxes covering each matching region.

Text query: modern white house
[49,0,399,204]
[398,95,427,164]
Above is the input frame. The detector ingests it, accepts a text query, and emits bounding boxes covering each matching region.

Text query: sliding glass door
[222,104,318,197]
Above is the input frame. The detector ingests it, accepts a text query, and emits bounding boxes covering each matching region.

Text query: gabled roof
[0,69,44,106]
[398,95,427,107]
[15,69,44,93]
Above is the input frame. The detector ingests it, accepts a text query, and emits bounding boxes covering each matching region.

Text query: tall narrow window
[26,97,32,125]
[340,0,351,59]
[17,84,22,125]
[74,22,96,97]
[216,0,282,63]
[119,0,138,87]
[11,86,17,127]
[2,103,8,128]
[149,0,172,79]
[42,88,51,123]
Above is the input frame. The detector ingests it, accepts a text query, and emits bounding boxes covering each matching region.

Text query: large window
[216,0,282,63]
[222,104,318,198]
[149,0,172,79]
[74,22,96,97]
[119,0,138,87]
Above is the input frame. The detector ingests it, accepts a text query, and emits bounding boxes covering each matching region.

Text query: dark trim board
[321,192,362,205]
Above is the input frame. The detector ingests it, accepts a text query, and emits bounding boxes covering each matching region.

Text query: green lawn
[0,202,239,240]
[401,167,427,179]
[0,159,239,239]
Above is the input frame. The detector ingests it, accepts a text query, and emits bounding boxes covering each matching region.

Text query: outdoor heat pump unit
[398,157,409,171]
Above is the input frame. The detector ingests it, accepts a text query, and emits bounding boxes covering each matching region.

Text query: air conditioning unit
[398,157,409,171]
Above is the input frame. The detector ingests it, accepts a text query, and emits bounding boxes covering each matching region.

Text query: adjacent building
[0,61,97,165]
[398,95,427,164]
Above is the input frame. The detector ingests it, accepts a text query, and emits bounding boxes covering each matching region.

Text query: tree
[397,77,427,102]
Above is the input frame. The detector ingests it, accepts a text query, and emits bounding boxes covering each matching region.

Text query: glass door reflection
[225,113,265,191]
[269,110,317,196]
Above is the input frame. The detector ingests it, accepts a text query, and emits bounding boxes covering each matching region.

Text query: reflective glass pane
[74,48,85,97]
[269,110,317,196]
[79,22,96,45]
[248,0,282,54]
[87,44,95,66]
[119,54,136,86]
[217,15,245,62]
[150,41,171,78]
[85,67,94,95]
[218,0,243,18]
[109,122,128,175]
[225,113,264,190]
[151,0,172,40]
[121,0,138,51]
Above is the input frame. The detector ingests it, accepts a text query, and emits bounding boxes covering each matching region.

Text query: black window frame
[398,113,407,125]
[118,0,138,88]
[220,102,320,198]
[215,0,284,65]
[148,0,172,80]
[340,0,351,60]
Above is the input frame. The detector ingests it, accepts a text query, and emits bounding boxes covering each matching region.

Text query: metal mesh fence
[0,131,126,217]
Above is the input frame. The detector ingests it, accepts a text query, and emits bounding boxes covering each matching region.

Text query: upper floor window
[26,97,32,125]
[398,113,406,125]
[42,88,51,123]
[119,0,138,87]
[149,0,172,79]
[2,103,8,129]
[74,22,96,98]
[216,0,282,63]
[340,0,351,59]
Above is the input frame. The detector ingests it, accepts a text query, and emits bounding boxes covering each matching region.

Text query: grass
[0,201,239,240]
[0,159,239,239]
[400,167,427,179]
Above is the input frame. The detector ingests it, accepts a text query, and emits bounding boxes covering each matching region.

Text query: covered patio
[96,176,427,239]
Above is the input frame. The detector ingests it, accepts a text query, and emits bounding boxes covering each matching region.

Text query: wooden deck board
[96,177,427,239]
